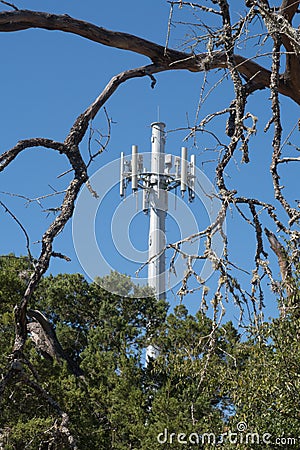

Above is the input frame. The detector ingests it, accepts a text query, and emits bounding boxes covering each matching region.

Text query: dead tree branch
[0,200,33,261]
[0,9,299,102]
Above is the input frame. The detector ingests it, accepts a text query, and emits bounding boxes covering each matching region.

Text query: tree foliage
[1,255,300,448]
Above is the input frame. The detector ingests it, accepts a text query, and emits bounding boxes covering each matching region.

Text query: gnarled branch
[0,9,299,103]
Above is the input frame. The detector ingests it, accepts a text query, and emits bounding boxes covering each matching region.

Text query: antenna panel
[131,145,138,191]
[120,152,125,197]
[180,147,188,195]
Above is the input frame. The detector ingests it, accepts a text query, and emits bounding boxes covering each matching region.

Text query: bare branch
[278,156,300,163]
[0,189,66,208]
[264,228,298,312]
[280,0,300,22]
[0,200,32,261]
[21,376,78,449]
[255,0,300,93]
[168,1,222,15]
[0,10,298,102]
[27,309,82,376]
[165,2,174,55]
[0,0,18,11]
[269,35,300,224]
[0,138,66,172]
[51,252,71,261]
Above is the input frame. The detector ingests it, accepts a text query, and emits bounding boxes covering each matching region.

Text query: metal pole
[148,122,167,301]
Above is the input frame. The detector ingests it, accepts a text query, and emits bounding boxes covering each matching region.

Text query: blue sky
[1,1,299,324]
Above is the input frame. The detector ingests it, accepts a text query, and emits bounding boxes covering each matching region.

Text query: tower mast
[148,122,167,301]
[119,121,196,362]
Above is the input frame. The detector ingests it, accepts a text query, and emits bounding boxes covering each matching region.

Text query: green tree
[0,256,168,449]
[1,254,300,449]
[225,315,300,449]
[141,305,241,449]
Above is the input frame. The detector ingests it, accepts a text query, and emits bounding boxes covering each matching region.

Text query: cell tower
[120,122,196,362]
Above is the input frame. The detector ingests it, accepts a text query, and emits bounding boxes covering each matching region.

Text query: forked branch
[0,9,299,103]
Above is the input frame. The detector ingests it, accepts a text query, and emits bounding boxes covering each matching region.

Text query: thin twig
[165,2,174,55]
[0,200,33,261]
[0,0,18,11]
